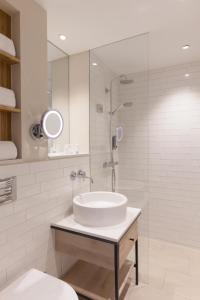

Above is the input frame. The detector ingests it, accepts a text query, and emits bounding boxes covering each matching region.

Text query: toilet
[0,269,78,300]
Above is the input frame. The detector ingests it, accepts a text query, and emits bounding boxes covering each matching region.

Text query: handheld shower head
[123,102,133,107]
[110,102,133,115]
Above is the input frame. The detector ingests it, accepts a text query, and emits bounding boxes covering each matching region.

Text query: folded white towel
[0,33,16,57]
[0,87,16,107]
[0,141,17,161]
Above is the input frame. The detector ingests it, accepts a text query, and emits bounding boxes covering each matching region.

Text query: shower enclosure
[89,33,149,284]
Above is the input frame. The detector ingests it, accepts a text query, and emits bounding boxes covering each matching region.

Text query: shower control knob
[70,171,77,180]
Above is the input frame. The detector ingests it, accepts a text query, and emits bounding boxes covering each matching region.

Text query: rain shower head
[120,75,134,85]
[111,102,133,115]
[105,75,134,93]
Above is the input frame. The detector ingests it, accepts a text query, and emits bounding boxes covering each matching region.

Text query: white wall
[119,61,200,248]
[0,155,90,289]
[69,51,89,154]
[0,0,92,290]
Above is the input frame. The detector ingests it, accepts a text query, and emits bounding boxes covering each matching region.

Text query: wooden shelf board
[62,260,133,300]
[0,50,20,65]
[0,105,21,113]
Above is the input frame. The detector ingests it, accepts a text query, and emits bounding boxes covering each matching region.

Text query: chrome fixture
[77,170,94,184]
[70,170,94,184]
[108,74,134,191]
[0,177,16,205]
[70,171,77,181]
[96,103,104,113]
[110,102,133,116]
[30,109,63,140]
[105,87,110,93]
[106,75,134,94]
[119,74,134,85]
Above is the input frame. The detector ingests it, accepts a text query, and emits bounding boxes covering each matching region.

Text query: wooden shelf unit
[0,105,20,113]
[0,49,20,65]
[0,8,21,155]
[63,260,133,300]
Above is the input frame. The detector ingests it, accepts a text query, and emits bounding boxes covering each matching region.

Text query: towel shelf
[0,105,21,113]
[0,50,20,65]
[0,8,22,159]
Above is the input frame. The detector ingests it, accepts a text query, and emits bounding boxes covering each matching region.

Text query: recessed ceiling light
[182,45,190,50]
[185,73,190,77]
[59,34,66,41]
[92,62,98,66]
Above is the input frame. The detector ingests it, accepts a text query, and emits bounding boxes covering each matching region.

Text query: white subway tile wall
[119,62,200,248]
[0,155,90,289]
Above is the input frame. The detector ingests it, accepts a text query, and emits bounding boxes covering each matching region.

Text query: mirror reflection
[47,42,89,157]
[47,42,70,157]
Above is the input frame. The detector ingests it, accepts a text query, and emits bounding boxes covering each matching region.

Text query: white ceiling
[91,33,149,74]
[36,0,200,71]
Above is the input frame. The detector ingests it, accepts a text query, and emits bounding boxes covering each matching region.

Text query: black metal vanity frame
[51,222,139,300]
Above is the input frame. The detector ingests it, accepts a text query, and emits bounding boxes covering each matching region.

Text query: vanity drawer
[119,221,138,268]
[55,229,115,270]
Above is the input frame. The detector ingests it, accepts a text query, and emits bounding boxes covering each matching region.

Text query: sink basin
[73,191,128,227]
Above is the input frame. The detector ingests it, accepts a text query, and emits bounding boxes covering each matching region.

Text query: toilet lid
[0,269,78,300]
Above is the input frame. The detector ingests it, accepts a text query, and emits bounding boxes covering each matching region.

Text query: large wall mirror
[48,41,70,157]
[48,41,89,157]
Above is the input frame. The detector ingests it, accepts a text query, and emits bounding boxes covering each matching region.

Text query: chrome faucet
[77,170,94,184]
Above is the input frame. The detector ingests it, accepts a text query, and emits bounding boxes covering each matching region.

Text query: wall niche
[0,6,21,160]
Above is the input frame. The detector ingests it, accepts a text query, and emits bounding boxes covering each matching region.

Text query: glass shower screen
[89,33,150,285]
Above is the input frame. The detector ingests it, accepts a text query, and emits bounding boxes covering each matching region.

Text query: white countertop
[51,207,141,242]
[0,269,78,300]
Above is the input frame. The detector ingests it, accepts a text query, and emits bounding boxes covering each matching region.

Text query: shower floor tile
[78,238,199,300]
[125,238,200,300]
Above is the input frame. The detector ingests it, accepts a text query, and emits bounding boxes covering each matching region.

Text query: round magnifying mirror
[42,110,63,139]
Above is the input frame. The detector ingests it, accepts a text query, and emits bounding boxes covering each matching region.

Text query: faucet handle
[77,170,86,178]
[77,170,94,184]
[70,171,77,180]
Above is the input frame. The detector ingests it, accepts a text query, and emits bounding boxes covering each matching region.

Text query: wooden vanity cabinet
[52,220,139,300]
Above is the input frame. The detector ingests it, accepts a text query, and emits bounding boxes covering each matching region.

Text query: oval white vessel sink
[73,191,128,227]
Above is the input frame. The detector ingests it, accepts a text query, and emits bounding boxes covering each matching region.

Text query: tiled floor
[78,238,200,300]
[125,238,200,300]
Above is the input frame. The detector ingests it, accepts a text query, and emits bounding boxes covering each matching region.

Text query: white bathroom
[0,1,199,300]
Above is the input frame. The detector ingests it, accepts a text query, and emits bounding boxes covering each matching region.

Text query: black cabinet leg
[135,239,139,285]
[114,244,119,300]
